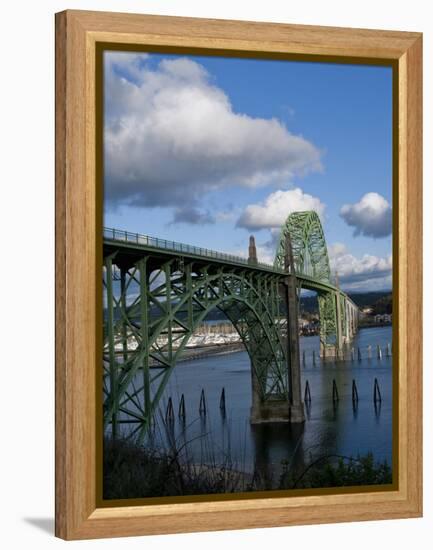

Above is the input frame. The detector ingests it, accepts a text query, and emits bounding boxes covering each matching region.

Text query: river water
[146,326,393,478]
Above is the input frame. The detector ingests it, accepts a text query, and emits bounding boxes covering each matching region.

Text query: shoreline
[149,342,245,366]
[177,342,245,362]
[359,322,392,329]
[131,324,393,367]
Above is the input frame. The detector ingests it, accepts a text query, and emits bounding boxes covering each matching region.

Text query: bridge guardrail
[104,227,284,272]
[103,227,351,296]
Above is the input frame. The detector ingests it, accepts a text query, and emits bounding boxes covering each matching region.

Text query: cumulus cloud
[328,242,392,291]
[236,188,325,231]
[104,52,322,210]
[227,243,276,265]
[340,192,392,238]
[171,206,214,225]
[215,210,237,223]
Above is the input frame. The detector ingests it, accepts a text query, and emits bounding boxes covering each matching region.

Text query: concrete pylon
[250,232,305,424]
[334,272,343,350]
[284,232,305,422]
[248,235,258,264]
[335,294,343,354]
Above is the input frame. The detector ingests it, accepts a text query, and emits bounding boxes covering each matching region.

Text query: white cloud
[215,210,237,223]
[171,206,214,225]
[227,243,275,266]
[105,52,149,86]
[328,242,392,291]
[236,188,325,231]
[340,192,392,238]
[255,244,277,265]
[189,238,391,289]
[104,53,322,210]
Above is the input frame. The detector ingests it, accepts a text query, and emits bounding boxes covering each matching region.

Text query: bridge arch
[274,211,331,281]
[273,211,338,348]
[103,216,358,438]
[103,260,290,441]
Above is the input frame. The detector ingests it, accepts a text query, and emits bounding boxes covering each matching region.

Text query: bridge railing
[104,227,283,272]
[103,228,355,299]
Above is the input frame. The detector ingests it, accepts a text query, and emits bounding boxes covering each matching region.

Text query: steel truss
[103,210,359,438]
[103,256,289,441]
[274,211,355,350]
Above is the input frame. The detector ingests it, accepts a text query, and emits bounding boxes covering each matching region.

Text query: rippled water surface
[142,326,393,475]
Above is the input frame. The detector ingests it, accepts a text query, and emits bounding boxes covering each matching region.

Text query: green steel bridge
[103,211,358,441]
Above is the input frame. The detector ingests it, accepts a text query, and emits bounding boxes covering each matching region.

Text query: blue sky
[103,51,393,292]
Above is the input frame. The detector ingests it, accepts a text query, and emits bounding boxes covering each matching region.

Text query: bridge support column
[286,273,305,422]
[345,300,350,342]
[250,363,304,423]
[250,234,305,424]
[250,396,292,423]
[250,336,304,423]
[335,291,343,353]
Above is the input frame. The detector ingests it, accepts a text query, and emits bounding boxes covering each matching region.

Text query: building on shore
[374,313,392,324]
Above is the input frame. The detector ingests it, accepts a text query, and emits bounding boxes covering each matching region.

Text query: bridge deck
[103,227,345,296]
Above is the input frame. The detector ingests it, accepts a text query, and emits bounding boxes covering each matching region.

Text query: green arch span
[103,265,289,441]
[274,211,331,282]
[273,211,338,347]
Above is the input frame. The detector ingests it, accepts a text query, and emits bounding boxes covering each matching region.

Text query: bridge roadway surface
[103,227,354,301]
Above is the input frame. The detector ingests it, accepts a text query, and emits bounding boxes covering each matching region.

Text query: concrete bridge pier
[344,298,359,342]
[320,293,359,358]
[250,373,305,424]
[250,394,292,424]
[250,233,305,425]
[335,290,343,354]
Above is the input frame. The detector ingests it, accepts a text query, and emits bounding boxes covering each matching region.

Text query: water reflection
[251,423,306,485]
[121,326,392,479]
[352,399,359,419]
[374,399,382,421]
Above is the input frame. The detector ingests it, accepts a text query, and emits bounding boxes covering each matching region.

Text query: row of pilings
[303,342,391,365]
[165,376,384,425]
[304,377,383,407]
[165,387,227,424]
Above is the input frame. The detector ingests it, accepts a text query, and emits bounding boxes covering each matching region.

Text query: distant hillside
[299,295,319,314]
[348,291,392,311]
[299,291,392,315]
[104,290,392,322]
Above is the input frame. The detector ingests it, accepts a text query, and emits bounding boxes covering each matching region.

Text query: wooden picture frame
[55,9,422,540]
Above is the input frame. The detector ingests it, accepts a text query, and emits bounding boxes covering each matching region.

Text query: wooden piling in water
[313,350,316,366]
[374,378,382,403]
[367,345,372,359]
[377,345,382,360]
[351,347,355,361]
[165,397,174,423]
[358,347,362,361]
[303,350,306,366]
[386,342,391,357]
[219,387,226,412]
[178,394,186,419]
[332,379,339,403]
[199,388,207,416]
[352,380,359,403]
[304,380,311,403]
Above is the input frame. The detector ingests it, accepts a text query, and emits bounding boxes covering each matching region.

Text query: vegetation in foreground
[103,436,392,500]
[279,453,392,489]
